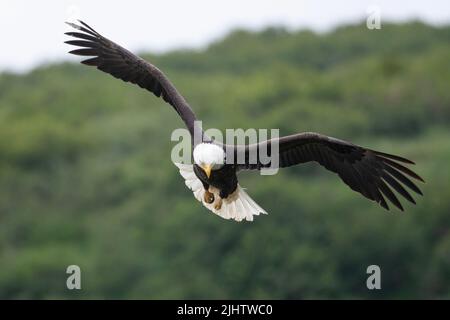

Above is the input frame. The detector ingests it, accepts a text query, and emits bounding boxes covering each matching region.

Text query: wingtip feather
[65,21,81,30]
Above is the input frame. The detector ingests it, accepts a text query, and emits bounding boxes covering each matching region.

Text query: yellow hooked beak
[201,164,212,178]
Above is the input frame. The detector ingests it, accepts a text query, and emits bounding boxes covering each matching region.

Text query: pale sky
[0,0,449,72]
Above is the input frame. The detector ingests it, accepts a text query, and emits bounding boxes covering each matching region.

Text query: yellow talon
[204,190,214,204]
[214,198,223,210]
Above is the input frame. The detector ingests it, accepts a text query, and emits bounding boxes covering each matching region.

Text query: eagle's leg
[214,189,230,210]
[203,189,214,204]
[214,197,223,210]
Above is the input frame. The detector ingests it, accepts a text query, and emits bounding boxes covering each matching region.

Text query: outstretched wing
[65,20,200,137]
[233,132,424,211]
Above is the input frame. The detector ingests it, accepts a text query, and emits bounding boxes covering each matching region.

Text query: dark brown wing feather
[65,21,199,137]
[234,132,424,211]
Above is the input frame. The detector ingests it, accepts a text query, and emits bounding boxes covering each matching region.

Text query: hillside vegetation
[0,21,449,298]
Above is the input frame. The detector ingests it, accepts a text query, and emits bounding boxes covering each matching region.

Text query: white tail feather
[174,163,267,222]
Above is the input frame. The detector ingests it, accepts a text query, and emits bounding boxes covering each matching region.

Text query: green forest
[0,21,449,299]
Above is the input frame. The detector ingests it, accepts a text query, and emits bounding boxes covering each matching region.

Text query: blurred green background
[0,21,449,299]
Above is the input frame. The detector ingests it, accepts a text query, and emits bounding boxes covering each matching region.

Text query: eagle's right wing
[65,20,201,138]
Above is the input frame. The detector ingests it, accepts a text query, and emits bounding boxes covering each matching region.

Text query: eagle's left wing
[232,132,424,211]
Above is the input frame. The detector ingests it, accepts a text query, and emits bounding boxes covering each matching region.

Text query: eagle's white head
[193,143,225,178]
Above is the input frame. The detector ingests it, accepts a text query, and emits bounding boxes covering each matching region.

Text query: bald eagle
[65,21,424,222]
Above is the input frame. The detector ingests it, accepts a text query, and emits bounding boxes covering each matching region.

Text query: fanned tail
[174,163,267,222]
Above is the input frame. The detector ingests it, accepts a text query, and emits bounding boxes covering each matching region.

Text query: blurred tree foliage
[0,21,449,299]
